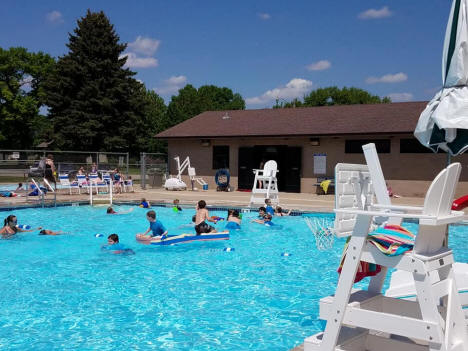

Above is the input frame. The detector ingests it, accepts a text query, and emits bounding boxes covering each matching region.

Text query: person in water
[173,199,182,212]
[194,200,217,235]
[258,206,267,219]
[226,209,241,230]
[252,213,274,226]
[102,234,134,254]
[264,199,275,215]
[39,229,65,235]
[275,206,291,216]
[140,198,150,208]
[106,206,134,215]
[136,210,168,240]
[0,215,42,237]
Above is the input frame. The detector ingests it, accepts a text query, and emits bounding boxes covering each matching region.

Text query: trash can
[148,168,164,188]
[202,184,208,191]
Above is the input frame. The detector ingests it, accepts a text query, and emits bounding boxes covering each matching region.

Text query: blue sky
[1,1,453,108]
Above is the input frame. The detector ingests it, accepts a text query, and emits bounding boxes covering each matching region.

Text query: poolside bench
[314,177,335,195]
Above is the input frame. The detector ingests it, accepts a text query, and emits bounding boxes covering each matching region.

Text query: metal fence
[0,149,130,179]
[140,152,167,189]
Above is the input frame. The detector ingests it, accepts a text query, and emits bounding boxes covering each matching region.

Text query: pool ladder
[27,178,57,208]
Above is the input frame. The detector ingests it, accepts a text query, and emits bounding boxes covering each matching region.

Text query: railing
[89,180,113,206]
[27,178,56,208]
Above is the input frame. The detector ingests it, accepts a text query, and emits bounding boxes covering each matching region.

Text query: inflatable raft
[138,231,229,246]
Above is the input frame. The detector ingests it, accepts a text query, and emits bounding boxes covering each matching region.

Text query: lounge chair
[249,160,279,207]
[58,174,79,195]
[88,173,108,194]
[76,174,89,194]
[305,161,468,351]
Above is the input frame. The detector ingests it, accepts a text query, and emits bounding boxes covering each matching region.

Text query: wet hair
[192,215,196,223]
[106,207,115,214]
[39,230,46,235]
[141,198,146,202]
[227,209,234,217]
[258,207,266,213]
[147,210,156,219]
[198,200,206,209]
[173,199,180,204]
[276,206,283,213]
[4,215,16,226]
[108,233,119,242]
[232,210,240,218]
[264,198,271,205]
[18,182,22,187]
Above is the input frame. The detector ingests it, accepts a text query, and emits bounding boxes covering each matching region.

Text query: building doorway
[237,145,302,192]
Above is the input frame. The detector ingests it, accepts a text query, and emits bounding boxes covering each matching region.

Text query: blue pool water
[0,206,467,350]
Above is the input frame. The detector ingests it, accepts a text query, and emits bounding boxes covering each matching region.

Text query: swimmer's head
[192,215,196,223]
[258,207,266,216]
[173,199,180,205]
[146,210,156,221]
[141,198,146,202]
[108,233,119,244]
[264,214,272,221]
[276,206,282,213]
[4,215,17,227]
[106,207,115,214]
[265,198,271,205]
[197,200,206,209]
[232,210,240,218]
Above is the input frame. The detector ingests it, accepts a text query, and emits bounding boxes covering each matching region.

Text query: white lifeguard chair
[249,160,279,207]
[305,146,468,350]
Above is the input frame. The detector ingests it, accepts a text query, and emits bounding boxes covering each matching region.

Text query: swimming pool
[0,206,466,350]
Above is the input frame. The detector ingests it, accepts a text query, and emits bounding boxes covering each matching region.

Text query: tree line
[0,10,390,155]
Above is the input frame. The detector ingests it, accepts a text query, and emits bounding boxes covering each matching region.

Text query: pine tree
[45,10,146,152]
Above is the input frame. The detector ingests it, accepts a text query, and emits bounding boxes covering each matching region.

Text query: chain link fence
[0,149,129,179]
[140,152,167,189]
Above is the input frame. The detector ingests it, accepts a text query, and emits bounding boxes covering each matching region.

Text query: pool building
[156,101,468,197]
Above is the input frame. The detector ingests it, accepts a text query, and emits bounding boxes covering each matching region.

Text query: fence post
[126,152,129,179]
[141,152,146,190]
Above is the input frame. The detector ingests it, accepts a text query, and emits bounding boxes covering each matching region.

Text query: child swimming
[139,198,150,208]
[102,234,134,254]
[173,199,182,212]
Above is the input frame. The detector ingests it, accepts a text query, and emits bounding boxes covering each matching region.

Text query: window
[213,146,229,169]
[400,138,434,153]
[345,139,391,153]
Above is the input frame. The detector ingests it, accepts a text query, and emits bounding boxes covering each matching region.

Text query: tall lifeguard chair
[249,160,279,207]
[305,145,467,351]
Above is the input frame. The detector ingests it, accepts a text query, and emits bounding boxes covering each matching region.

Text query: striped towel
[337,224,415,283]
[368,224,415,256]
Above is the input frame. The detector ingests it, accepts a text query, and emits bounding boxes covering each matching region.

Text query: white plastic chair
[58,174,79,195]
[88,173,108,194]
[249,160,279,206]
[306,162,468,351]
[76,174,89,194]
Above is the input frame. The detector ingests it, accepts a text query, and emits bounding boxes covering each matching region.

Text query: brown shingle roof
[156,101,428,139]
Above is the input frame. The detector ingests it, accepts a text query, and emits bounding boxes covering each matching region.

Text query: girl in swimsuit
[0,215,42,238]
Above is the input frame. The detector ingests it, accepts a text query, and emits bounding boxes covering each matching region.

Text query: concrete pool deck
[0,185,425,211]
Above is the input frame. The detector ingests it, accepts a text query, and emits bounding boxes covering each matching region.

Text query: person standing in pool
[194,200,217,235]
[264,199,275,216]
[136,210,168,240]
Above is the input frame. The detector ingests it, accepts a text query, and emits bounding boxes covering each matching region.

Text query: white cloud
[306,60,331,71]
[46,10,64,24]
[358,6,392,20]
[246,78,313,105]
[258,13,271,20]
[127,36,161,56]
[366,72,407,84]
[155,75,188,95]
[387,92,413,102]
[121,52,158,68]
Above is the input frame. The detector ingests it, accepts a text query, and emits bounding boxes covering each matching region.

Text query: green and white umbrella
[414,0,468,156]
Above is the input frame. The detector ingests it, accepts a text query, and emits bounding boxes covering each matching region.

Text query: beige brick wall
[167,135,468,197]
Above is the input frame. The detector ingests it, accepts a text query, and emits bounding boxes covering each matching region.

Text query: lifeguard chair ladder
[305,155,468,350]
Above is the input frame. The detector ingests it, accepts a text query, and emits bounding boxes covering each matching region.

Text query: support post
[141,152,146,190]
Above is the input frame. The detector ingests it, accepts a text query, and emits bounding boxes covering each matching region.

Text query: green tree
[45,10,147,153]
[166,84,245,127]
[0,47,55,148]
[142,89,168,153]
[273,86,391,108]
